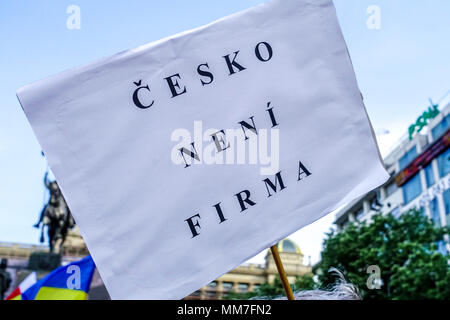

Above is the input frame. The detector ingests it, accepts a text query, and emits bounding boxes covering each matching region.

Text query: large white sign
[17,0,389,299]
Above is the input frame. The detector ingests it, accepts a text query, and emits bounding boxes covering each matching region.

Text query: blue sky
[1,0,449,264]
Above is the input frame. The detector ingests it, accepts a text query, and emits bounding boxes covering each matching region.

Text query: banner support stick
[270,244,295,300]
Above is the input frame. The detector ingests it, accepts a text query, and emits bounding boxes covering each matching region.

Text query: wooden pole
[270,244,295,300]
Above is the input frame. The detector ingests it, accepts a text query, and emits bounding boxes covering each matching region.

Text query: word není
[184,162,312,239]
[177,101,279,169]
[131,41,274,108]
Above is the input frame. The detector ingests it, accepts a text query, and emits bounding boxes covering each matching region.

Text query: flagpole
[270,244,295,300]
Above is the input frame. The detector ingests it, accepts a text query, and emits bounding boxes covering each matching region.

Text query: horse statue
[34,172,75,254]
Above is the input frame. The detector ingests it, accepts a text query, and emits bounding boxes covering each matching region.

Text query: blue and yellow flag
[22,256,96,300]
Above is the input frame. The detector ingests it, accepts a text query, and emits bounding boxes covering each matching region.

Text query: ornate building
[186,239,312,300]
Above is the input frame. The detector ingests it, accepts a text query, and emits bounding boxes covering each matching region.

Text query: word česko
[131,41,274,109]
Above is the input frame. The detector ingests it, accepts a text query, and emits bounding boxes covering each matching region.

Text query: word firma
[184,162,312,239]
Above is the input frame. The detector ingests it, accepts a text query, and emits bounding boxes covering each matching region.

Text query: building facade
[334,102,450,253]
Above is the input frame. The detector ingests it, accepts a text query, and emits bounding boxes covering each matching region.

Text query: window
[444,189,450,225]
[238,283,249,293]
[437,241,447,256]
[385,181,398,197]
[191,290,201,297]
[369,192,382,211]
[429,198,446,255]
[430,198,441,227]
[207,281,217,288]
[402,173,422,204]
[355,207,364,220]
[222,282,233,291]
[424,163,435,188]
[253,284,261,291]
[399,146,418,171]
[437,148,450,177]
[340,217,349,229]
[205,291,217,298]
[391,207,401,218]
[432,114,449,140]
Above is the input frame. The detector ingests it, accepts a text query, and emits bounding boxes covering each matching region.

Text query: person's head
[0,259,7,270]
[283,282,360,300]
[49,181,61,204]
[289,268,360,300]
[252,268,361,301]
[49,181,60,194]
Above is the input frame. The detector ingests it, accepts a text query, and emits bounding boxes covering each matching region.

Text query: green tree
[318,209,450,299]
[294,273,315,291]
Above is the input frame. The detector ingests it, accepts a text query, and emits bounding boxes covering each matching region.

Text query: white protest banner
[17,0,389,299]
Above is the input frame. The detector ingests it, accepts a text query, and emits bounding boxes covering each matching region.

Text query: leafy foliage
[294,273,315,291]
[318,209,450,299]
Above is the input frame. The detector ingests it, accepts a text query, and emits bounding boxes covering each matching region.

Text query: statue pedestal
[27,252,61,271]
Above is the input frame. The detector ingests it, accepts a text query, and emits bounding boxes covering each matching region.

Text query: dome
[277,239,302,254]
